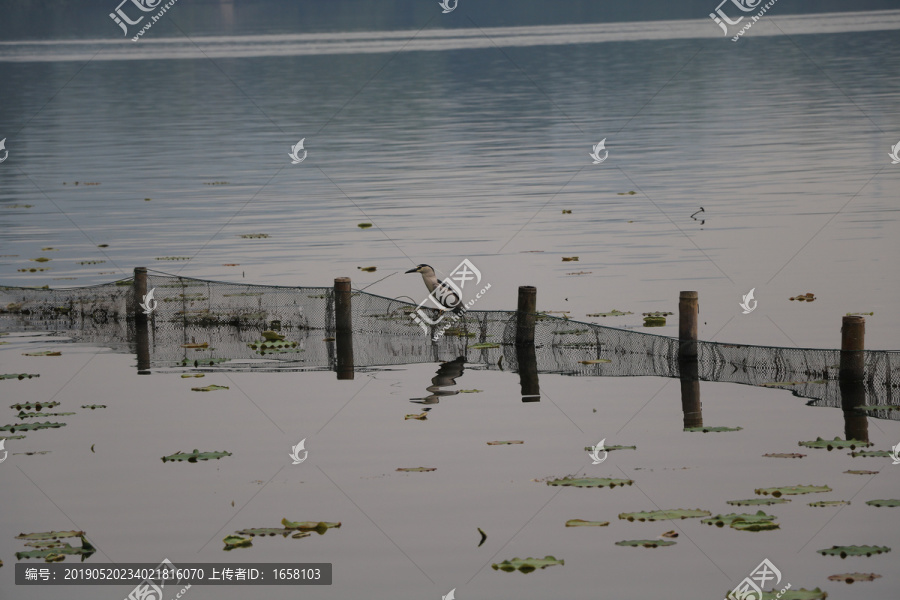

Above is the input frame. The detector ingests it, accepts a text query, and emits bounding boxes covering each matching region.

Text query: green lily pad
[727,498,791,506]
[9,401,58,410]
[492,555,564,573]
[23,540,69,548]
[818,545,891,558]
[22,351,61,357]
[0,434,26,440]
[234,528,296,537]
[763,453,806,458]
[865,499,900,507]
[81,405,106,409]
[405,413,427,420]
[732,520,780,531]
[357,223,372,228]
[470,343,500,350]
[191,385,230,392]
[18,411,75,419]
[615,539,676,548]
[799,437,871,450]
[642,316,666,327]
[248,339,302,354]
[162,449,232,462]
[828,572,881,583]
[17,531,85,541]
[16,537,95,562]
[844,470,878,475]
[684,426,743,433]
[30,257,51,262]
[396,467,436,472]
[547,477,633,489]
[702,511,778,530]
[755,485,831,497]
[565,519,609,527]
[849,450,892,458]
[223,535,252,550]
[759,588,828,600]
[619,509,710,522]
[586,310,633,317]
[1,421,66,433]
[261,330,285,341]
[2,374,40,380]
[281,519,341,534]
[458,389,483,393]
[181,374,205,378]
[809,500,851,507]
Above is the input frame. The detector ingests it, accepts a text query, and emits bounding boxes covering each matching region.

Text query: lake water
[1,8,899,600]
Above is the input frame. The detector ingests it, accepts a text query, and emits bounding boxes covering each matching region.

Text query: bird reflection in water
[410,356,467,406]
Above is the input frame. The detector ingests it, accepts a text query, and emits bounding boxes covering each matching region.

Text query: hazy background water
[2,2,900,599]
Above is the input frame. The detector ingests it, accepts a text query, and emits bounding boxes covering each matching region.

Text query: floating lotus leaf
[405,413,427,420]
[31,257,51,262]
[396,467,436,472]
[23,540,68,548]
[579,359,611,364]
[191,385,229,392]
[586,310,633,317]
[2,374,40,380]
[18,411,75,419]
[15,451,51,456]
[16,536,95,562]
[487,440,524,445]
[9,401,57,410]
[261,330,285,341]
[619,509,710,522]
[547,477,633,488]
[661,530,678,538]
[565,519,609,527]
[458,389,483,393]
[281,519,341,534]
[248,340,301,355]
[855,404,900,412]
[827,572,881,583]
[702,511,778,531]
[755,485,831,497]
[17,531,84,541]
[181,342,209,349]
[22,351,61,357]
[357,223,372,228]
[583,445,637,452]
[1,421,66,433]
[799,437,871,450]
[763,453,806,459]
[817,545,891,558]
[291,531,312,539]
[759,588,828,600]
[684,426,742,433]
[809,501,850,507]
[358,266,377,272]
[615,539,675,548]
[844,470,878,475]
[155,256,191,260]
[865,499,900,507]
[234,528,294,537]
[492,555,564,572]
[562,257,579,262]
[181,374,205,378]
[238,233,269,238]
[849,450,891,458]
[470,343,500,350]
[223,535,252,550]
[161,449,232,462]
[0,434,26,440]
[81,405,106,409]
[643,316,666,326]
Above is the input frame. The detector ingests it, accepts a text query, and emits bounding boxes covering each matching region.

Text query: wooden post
[678,291,698,360]
[134,267,148,322]
[334,277,354,379]
[516,343,540,402]
[679,355,702,429]
[839,315,865,382]
[515,286,536,347]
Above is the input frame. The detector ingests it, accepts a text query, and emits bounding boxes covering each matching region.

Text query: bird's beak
[405,267,420,274]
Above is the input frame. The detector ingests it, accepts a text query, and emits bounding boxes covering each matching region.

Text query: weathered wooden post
[133,267,151,374]
[515,286,537,347]
[679,356,702,429]
[516,343,540,402]
[334,277,354,380]
[678,291,698,360]
[839,315,868,442]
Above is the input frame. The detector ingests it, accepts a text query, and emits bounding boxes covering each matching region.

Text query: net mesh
[1,272,897,418]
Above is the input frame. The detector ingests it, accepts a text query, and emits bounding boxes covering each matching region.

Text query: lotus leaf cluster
[817,545,890,558]
[702,511,779,531]
[619,509,710,522]
[755,485,831,497]
[546,477,633,489]
[161,449,232,462]
[492,556,563,572]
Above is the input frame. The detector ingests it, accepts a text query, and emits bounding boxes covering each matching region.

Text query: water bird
[405,264,463,313]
